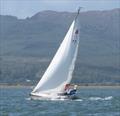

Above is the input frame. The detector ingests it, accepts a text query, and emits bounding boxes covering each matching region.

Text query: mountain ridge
[0,8,120,84]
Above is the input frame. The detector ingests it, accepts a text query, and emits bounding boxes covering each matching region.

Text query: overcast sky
[1,0,120,19]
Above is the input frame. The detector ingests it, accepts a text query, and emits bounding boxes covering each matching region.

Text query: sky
[0,0,120,19]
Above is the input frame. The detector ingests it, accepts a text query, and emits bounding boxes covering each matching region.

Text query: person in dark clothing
[64,84,77,95]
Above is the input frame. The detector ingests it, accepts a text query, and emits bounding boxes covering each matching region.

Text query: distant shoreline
[0,83,120,89]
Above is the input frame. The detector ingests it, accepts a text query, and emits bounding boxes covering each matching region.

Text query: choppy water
[0,87,120,116]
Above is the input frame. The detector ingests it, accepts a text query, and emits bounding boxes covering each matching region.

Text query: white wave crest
[25,97,31,101]
[74,99,83,101]
[89,96,113,101]
[104,96,113,100]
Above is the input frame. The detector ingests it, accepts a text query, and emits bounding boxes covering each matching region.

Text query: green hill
[0,9,120,85]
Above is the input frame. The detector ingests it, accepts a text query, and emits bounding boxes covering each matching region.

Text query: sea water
[0,87,120,116]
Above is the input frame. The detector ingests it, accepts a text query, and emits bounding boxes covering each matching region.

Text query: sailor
[64,84,77,96]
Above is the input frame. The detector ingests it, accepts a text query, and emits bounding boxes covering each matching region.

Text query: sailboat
[30,8,81,100]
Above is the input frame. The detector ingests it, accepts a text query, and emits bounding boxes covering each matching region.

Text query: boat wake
[25,96,113,101]
[89,96,113,101]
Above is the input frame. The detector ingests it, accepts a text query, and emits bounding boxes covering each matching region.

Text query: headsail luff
[31,8,81,95]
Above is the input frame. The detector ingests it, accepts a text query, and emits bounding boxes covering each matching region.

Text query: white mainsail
[31,9,80,97]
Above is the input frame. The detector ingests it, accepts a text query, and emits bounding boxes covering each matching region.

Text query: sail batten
[32,11,80,96]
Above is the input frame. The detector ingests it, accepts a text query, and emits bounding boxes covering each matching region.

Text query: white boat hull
[30,92,78,100]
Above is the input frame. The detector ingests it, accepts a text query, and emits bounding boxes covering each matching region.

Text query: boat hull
[30,93,78,100]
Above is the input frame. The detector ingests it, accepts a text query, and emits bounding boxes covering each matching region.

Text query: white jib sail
[31,11,80,96]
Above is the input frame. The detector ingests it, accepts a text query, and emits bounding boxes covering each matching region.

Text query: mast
[75,7,82,20]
